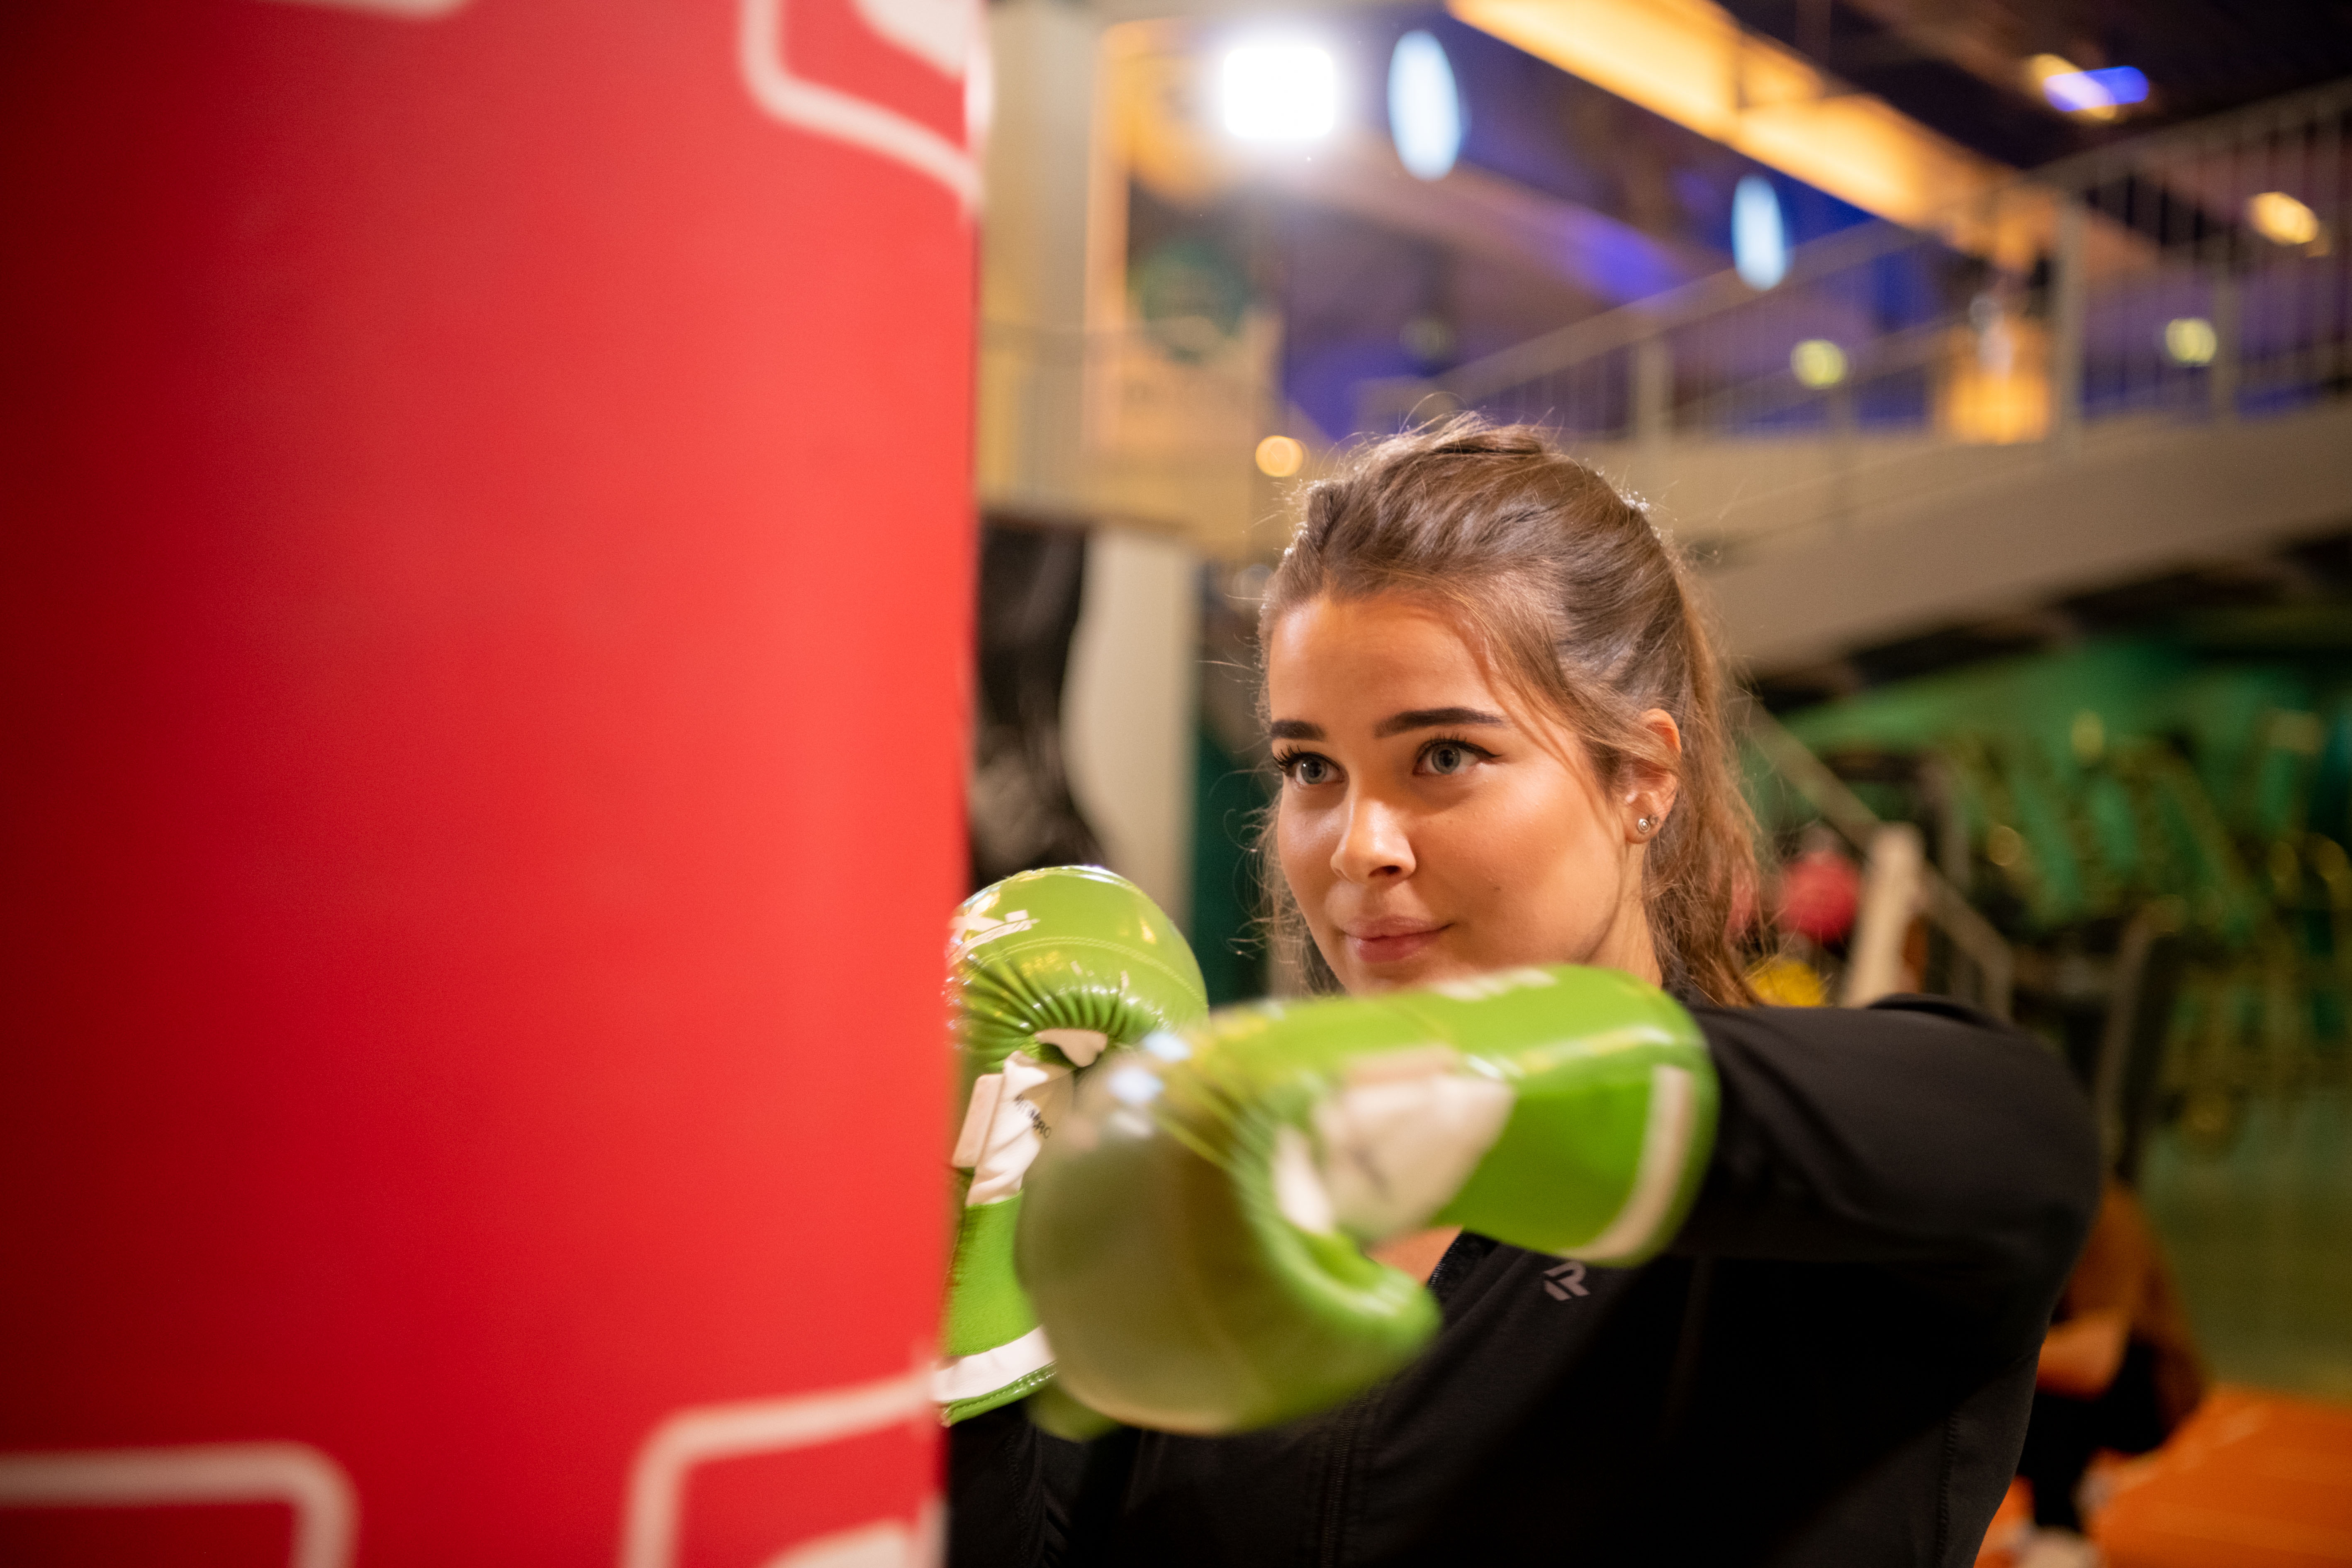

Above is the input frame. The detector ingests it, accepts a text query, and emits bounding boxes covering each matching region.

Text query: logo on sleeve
[1542,1261,1590,1300]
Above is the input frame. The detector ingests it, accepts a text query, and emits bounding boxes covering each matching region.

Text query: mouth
[1341,920,1449,967]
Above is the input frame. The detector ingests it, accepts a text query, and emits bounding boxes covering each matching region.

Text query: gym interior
[5,2,2349,1566]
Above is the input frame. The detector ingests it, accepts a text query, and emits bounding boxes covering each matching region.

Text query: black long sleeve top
[950,996,2103,1567]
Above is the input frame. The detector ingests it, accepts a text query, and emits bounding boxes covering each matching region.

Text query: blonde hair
[1259,417,1758,1007]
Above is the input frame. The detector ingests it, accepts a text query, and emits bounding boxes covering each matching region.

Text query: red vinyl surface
[0,2,972,1563]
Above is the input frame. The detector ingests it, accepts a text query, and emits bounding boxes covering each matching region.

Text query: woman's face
[1266,592,1675,996]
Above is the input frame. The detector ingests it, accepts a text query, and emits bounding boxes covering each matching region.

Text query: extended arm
[1019,966,1715,1432]
[1018,977,2099,1436]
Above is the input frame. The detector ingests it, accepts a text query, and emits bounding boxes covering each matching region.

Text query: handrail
[1743,700,2015,1019]
[2028,72,2352,190]
[1441,213,1944,407]
[1406,74,2352,435]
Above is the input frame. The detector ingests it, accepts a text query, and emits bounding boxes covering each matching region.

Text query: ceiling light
[2162,317,2217,367]
[1255,435,1307,477]
[1790,339,1848,389]
[1400,314,1457,364]
[1388,32,1465,180]
[2025,54,2082,91]
[1222,43,1337,141]
[1733,175,1787,290]
[2247,191,2321,247]
[2038,64,2147,119]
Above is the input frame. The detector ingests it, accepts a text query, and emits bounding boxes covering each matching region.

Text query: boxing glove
[1018,964,1716,1433]
[937,865,1209,1425]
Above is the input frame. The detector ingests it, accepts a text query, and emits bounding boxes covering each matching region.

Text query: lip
[1342,919,1449,967]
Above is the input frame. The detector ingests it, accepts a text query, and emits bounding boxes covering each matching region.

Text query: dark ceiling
[1718,0,2352,169]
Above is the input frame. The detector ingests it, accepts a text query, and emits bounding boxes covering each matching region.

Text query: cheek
[1450,771,1620,936]
[1462,768,1599,867]
[1276,799,1328,896]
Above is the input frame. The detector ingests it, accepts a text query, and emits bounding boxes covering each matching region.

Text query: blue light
[1388,31,1464,181]
[1732,175,1787,290]
[2042,66,2149,114]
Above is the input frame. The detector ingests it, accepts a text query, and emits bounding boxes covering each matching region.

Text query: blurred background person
[2016,1181,2208,1567]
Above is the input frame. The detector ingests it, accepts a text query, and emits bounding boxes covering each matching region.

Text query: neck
[1586,848,1664,988]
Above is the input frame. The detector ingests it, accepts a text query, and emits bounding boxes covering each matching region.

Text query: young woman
[947,419,2099,1567]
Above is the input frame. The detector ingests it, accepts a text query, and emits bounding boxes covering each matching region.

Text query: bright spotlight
[2247,191,2320,247]
[1388,32,1463,180]
[2163,317,2217,367]
[1732,175,1787,290]
[1790,339,1847,389]
[1222,43,1337,142]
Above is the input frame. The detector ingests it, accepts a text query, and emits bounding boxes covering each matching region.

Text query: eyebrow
[1267,707,1509,743]
[1376,706,1509,737]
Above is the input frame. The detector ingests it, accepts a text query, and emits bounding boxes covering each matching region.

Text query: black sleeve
[1673,996,2102,1358]
[947,1402,1138,1568]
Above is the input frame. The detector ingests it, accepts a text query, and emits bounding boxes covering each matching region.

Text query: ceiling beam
[1449,0,2015,244]
[1831,0,2054,112]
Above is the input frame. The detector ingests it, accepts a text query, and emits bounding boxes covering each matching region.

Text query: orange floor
[1978,1388,2352,1568]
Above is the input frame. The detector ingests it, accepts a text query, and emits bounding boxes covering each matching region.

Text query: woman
[950,419,2099,1566]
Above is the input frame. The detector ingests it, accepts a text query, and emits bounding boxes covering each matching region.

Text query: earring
[1635,815,1655,837]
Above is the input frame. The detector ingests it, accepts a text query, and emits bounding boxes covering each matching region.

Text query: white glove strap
[933,1326,1055,1407]
[1308,1048,1515,1241]
[954,1052,1074,1206]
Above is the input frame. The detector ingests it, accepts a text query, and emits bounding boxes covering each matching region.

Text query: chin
[1337,949,1476,996]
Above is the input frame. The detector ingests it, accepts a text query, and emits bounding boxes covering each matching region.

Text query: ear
[1622,709,1683,845]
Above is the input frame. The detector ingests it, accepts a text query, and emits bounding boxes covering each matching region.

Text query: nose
[1332,792,1415,885]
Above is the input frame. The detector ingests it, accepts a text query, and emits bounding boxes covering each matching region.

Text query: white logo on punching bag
[739,0,982,209]
[258,0,982,209]
[852,0,973,77]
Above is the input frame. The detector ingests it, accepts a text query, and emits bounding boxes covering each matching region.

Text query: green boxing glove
[936,866,1208,1425]
[1018,965,1717,1433]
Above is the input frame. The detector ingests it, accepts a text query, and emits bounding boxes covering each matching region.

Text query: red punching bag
[0,2,973,1565]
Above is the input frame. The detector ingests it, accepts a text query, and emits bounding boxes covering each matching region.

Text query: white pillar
[1064,529,1200,927]
[982,0,1099,333]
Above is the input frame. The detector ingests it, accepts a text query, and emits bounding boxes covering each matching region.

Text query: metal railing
[1361,76,2352,454]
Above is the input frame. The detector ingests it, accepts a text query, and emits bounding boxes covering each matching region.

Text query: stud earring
[1635,815,1655,836]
